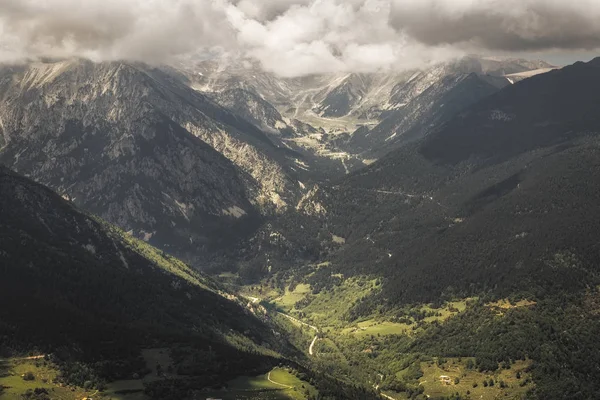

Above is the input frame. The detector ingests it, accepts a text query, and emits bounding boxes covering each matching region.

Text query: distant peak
[588,57,600,67]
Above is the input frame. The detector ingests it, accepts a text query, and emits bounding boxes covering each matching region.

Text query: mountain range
[0,60,312,267]
[3,52,600,400]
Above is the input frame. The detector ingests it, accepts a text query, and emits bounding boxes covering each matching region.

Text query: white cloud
[0,0,598,76]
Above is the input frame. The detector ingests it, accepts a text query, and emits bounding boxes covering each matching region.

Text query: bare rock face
[210,88,292,136]
[0,59,300,265]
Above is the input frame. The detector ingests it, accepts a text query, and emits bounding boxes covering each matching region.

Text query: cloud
[389,0,600,52]
[0,0,598,76]
[0,0,235,63]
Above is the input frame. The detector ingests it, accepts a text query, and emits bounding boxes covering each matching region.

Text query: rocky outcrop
[0,59,299,264]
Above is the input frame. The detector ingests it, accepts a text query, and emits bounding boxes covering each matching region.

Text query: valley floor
[236,270,539,400]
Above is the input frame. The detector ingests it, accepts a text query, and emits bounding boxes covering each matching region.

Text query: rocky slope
[337,57,555,158]
[184,55,555,171]
[345,72,508,157]
[0,59,303,264]
[210,87,293,136]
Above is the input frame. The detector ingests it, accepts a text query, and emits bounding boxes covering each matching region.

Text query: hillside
[185,56,553,176]
[0,59,308,266]
[0,166,388,400]
[345,72,507,157]
[293,58,600,303]
[0,165,293,396]
[229,59,600,400]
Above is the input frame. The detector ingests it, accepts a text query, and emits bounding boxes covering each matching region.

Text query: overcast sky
[0,0,598,76]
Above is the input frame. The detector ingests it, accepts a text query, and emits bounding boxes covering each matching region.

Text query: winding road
[245,295,319,356]
[267,371,293,389]
[308,336,318,356]
[277,312,319,356]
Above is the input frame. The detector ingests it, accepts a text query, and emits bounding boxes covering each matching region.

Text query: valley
[1,49,600,400]
[228,271,542,400]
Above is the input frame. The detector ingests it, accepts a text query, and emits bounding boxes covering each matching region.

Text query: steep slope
[0,165,283,391]
[252,58,600,299]
[242,58,600,400]
[345,72,506,157]
[0,59,302,264]
[310,58,600,302]
[313,74,366,118]
[210,87,293,136]
[388,56,553,107]
[336,57,553,159]
[184,56,554,175]
[504,67,557,83]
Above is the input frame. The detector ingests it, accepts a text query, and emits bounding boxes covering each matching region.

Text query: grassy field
[0,354,316,400]
[342,320,413,337]
[418,358,533,399]
[338,299,475,338]
[420,299,473,324]
[201,368,317,400]
[0,357,89,400]
[274,284,312,312]
[0,351,174,400]
[487,299,537,315]
[102,348,175,400]
[298,278,379,327]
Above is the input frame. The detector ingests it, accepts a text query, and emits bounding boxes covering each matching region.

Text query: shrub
[22,371,35,381]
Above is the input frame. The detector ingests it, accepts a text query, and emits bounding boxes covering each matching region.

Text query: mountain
[0,165,285,392]
[0,59,307,265]
[387,56,553,107]
[240,57,600,400]
[294,57,600,303]
[209,87,293,136]
[301,56,553,123]
[0,165,387,400]
[338,56,555,158]
[311,72,415,119]
[344,72,507,157]
[183,56,554,176]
